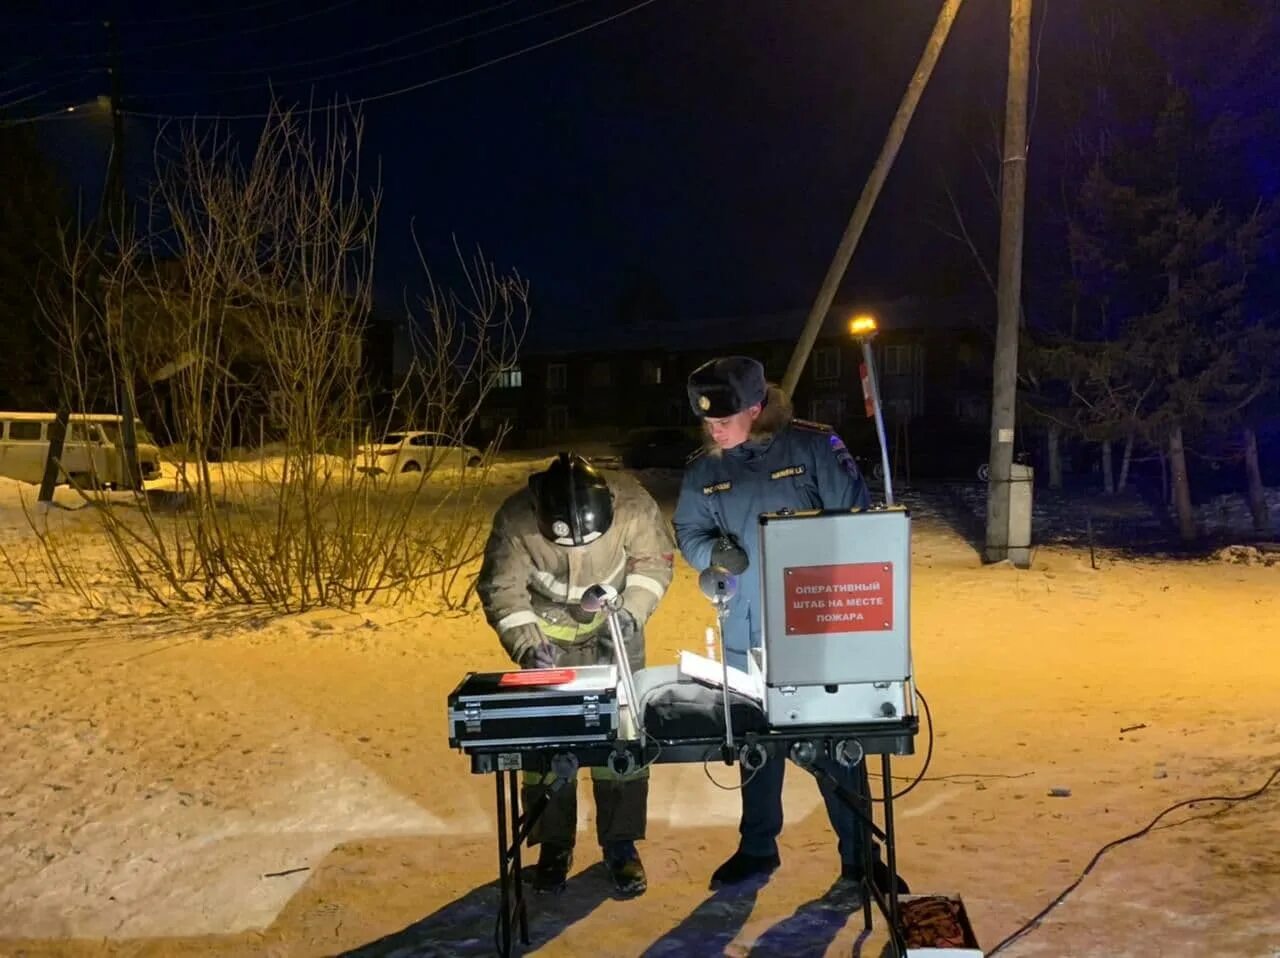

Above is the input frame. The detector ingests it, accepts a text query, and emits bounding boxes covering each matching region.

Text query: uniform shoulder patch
[790,418,833,434]
[828,432,863,478]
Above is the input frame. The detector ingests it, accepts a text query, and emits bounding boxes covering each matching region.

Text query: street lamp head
[848,314,878,339]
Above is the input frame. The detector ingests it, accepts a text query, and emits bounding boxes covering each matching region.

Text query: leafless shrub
[30,101,529,614]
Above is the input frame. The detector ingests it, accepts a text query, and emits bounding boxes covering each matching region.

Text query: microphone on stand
[698,565,739,758]
[581,582,641,746]
[698,566,739,608]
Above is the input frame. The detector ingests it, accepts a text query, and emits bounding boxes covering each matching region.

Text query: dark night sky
[5,0,1018,344]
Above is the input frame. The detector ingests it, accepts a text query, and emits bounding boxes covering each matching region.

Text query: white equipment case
[758,508,916,726]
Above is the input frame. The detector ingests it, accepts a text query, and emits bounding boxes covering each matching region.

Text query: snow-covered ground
[1,461,1278,957]
[930,479,1279,553]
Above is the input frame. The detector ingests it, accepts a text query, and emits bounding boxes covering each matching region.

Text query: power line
[58,0,363,61]
[0,80,36,101]
[12,0,299,29]
[141,0,599,100]
[128,0,527,77]
[0,101,103,127]
[121,0,665,122]
[121,0,300,27]
[0,57,39,79]
[0,76,100,116]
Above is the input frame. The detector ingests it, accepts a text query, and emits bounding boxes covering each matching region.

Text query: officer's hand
[711,535,749,575]
[520,640,558,670]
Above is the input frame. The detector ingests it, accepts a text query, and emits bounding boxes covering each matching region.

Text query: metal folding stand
[491,769,555,958]
[797,752,908,956]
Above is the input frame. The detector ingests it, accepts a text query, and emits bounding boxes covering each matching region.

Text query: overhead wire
[127,0,528,77]
[139,0,599,99]
[119,0,665,122]
[0,102,100,126]
[0,76,101,117]
[55,0,364,60]
[16,0,299,29]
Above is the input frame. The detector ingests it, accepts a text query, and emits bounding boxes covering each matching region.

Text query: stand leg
[859,762,874,933]
[882,754,902,956]
[495,772,512,957]
[797,754,906,955]
[509,771,530,944]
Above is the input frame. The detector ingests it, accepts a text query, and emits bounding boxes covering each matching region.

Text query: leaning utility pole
[983,0,1031,564]
[781,0,966,400]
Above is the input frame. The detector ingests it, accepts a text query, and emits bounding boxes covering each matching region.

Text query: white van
[0,413,162,489]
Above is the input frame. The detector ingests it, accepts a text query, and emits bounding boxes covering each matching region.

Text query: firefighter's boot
[603,840,647,897]
[532,843,573,893]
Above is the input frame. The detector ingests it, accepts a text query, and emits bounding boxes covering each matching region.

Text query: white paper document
[677,650,763,703]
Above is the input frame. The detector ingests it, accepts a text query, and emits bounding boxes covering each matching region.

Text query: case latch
[583,694,601,728]
[463,702,482,733]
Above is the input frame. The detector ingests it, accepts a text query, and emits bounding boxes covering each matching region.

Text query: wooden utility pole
[39,18,138,501]
[105,19,142,490]
[983,0,1032,563]
[781,0,965,399]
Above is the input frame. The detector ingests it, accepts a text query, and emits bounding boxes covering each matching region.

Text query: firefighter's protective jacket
[478,470,676,665]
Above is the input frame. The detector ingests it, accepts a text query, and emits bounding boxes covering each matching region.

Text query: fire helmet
[529,452,614,547]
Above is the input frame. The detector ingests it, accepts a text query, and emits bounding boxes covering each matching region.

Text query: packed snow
[1,461,1278,957]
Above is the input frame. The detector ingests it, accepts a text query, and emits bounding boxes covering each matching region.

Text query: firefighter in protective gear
[674,356,907,894]
[477,452,675,896]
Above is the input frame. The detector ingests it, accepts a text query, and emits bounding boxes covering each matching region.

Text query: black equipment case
[447,665,620,750]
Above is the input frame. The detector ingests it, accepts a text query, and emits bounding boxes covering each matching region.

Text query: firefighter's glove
[711,536,749,575]
[520,639,559,670]
[597,609,638,651]
[506,623,555,669]
[616,608,639,641]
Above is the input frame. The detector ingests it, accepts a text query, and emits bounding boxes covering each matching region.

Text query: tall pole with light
[985,0,1032,564]
[849,314,895,508]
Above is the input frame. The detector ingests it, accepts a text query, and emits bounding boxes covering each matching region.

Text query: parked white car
[357,431,484,476]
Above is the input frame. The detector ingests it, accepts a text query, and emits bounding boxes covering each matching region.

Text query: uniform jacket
[478,470,676,665]
[673,387,871,661]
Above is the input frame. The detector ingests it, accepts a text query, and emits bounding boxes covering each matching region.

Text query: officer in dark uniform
[673,355,905,892]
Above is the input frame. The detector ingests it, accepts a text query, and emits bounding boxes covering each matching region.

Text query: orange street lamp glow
[848,314,878,338]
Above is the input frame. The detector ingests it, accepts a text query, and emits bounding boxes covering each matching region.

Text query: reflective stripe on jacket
[478,470,676,664]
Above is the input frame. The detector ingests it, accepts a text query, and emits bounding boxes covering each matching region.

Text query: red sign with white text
[784,563,893,634]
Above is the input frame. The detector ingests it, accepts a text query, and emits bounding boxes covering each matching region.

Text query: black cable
[987,763,1280,955]
[873,687,933,802]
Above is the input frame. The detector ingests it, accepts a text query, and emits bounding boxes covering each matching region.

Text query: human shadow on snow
[641,876,890,958]
[338,863,613,957]
[639,880,762,957]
